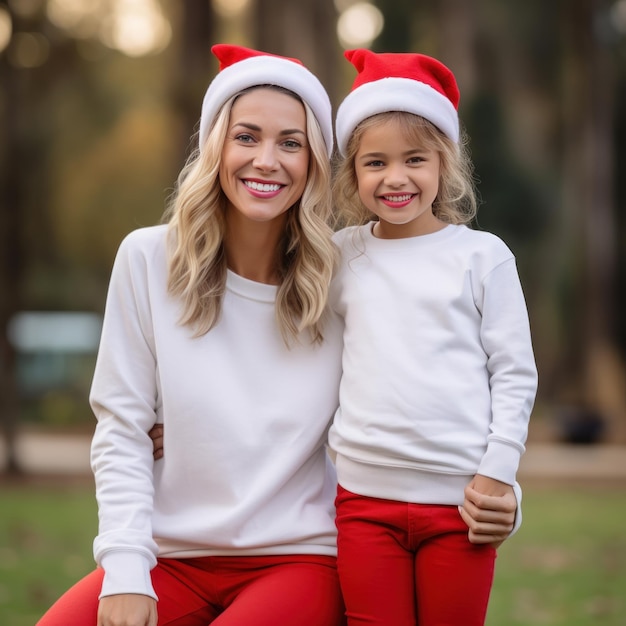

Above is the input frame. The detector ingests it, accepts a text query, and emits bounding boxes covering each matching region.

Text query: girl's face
[219,87,310,228]
[354,117,443,239]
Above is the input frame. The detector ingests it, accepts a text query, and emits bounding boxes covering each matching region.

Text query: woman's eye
[282,139,302,149]
[235,133,255,143]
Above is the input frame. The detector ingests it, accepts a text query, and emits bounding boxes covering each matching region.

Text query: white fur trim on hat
[199,56,333,157]
[335,77,460,155]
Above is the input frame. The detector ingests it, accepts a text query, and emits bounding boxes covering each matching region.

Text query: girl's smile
[379,193,417,208]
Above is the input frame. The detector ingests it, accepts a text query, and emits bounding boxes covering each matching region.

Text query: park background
[0,0,625,624]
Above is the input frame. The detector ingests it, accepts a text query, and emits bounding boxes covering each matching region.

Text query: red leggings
[335,486,496,626]
[36,554,346,625]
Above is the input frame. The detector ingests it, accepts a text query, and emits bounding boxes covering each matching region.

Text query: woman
[38,44,345,626]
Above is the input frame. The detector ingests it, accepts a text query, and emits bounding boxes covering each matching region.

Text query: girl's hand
[148,424,164,460]
[97,594,157,626]
[458,475,516,548]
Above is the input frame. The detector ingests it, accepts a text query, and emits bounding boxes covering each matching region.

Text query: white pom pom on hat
[335,48,460,155]
[198,44,333,157]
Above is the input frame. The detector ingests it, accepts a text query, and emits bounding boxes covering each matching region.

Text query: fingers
[460,484,516,547]
[148,424,164,460]
[464,484,517,514]
[459,504,513,546]
[149,424,164,439]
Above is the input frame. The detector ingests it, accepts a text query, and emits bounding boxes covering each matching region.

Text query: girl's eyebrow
[232,122,306,137]
[358,151,385,159]
[358,148,429,159]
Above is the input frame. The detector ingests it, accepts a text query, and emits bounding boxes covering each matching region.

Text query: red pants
[37,554,346,625]
[335,486,496,626]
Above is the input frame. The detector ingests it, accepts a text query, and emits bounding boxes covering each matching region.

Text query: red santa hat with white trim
[199,44,333,157]
[335,48,460,156]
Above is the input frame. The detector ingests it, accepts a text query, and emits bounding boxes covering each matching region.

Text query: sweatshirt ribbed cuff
[99,552,157,601]
[478,439,523,486]
[509,481,523,537]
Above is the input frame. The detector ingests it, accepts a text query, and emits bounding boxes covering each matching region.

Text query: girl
[329,49,538,626]
[37,44,345,626]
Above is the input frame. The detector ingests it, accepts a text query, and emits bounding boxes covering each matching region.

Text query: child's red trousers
[335,486,496,626]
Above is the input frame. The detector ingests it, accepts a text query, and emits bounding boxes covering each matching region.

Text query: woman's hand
[148,424,164,460]
[97,594,157,626]
[458,475,517,548]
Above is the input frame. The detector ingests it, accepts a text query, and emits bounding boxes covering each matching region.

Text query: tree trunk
[557,0,625,441]
[0,39,24,475]
[169,0,216,161]
[252,0,341,107]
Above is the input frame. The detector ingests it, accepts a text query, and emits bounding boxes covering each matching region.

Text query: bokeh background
[0,2,625,624]
[3,0,626,462]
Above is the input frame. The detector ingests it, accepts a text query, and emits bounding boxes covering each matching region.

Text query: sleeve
[510,481,523,537]
[89,233,160,600]
[475,257,538,486]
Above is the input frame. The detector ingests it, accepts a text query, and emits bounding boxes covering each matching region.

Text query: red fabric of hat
[347,49,459,108]
[336,48,460,155]
[212,44,304,71]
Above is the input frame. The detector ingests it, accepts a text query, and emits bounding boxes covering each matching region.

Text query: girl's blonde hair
[162,86,336,344]
[332,111,477,229]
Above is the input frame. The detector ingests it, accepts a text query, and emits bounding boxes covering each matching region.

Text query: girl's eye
[408,156,424,164]
[366,160,384,167]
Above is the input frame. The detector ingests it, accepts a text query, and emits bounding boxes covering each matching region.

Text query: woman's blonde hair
[332,111,477,229]
[162,86,336,344]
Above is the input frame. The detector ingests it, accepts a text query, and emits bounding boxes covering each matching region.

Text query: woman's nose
[252,142,279,171]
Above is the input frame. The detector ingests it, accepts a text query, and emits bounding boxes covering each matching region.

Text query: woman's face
[219,87,310,227]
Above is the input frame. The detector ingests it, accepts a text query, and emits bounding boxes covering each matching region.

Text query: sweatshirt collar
[226,269,277,303]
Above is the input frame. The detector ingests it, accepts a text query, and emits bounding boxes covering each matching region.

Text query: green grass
[0,481,97,626]
[0,482,624,625]
[486,486,626,626]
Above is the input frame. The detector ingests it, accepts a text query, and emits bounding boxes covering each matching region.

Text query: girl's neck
[372,214,447,240]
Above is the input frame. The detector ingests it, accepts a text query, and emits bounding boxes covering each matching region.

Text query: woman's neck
[224,215,287,285]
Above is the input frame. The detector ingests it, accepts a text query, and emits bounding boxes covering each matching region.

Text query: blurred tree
[169,1,216,160]
[617,62,626,362]
[0,0,54,473]
[0,0,216,470]
[553,0,625,440]
[372,0,415,52]
[253,0,341,105]
[0,1,22,472]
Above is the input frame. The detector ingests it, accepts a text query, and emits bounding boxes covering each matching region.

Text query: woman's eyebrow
[279,128,306,137]
[232,122,305,136]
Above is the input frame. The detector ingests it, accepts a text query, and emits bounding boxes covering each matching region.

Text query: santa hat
[335,48,460,155]
[198,44,333,157]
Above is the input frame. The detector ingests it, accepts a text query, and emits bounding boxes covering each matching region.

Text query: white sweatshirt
[328,223,537,507]
[90,225,343,600]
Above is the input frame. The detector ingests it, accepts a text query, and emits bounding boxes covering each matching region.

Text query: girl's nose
[252,142,279,171]
[384,163,409,187]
